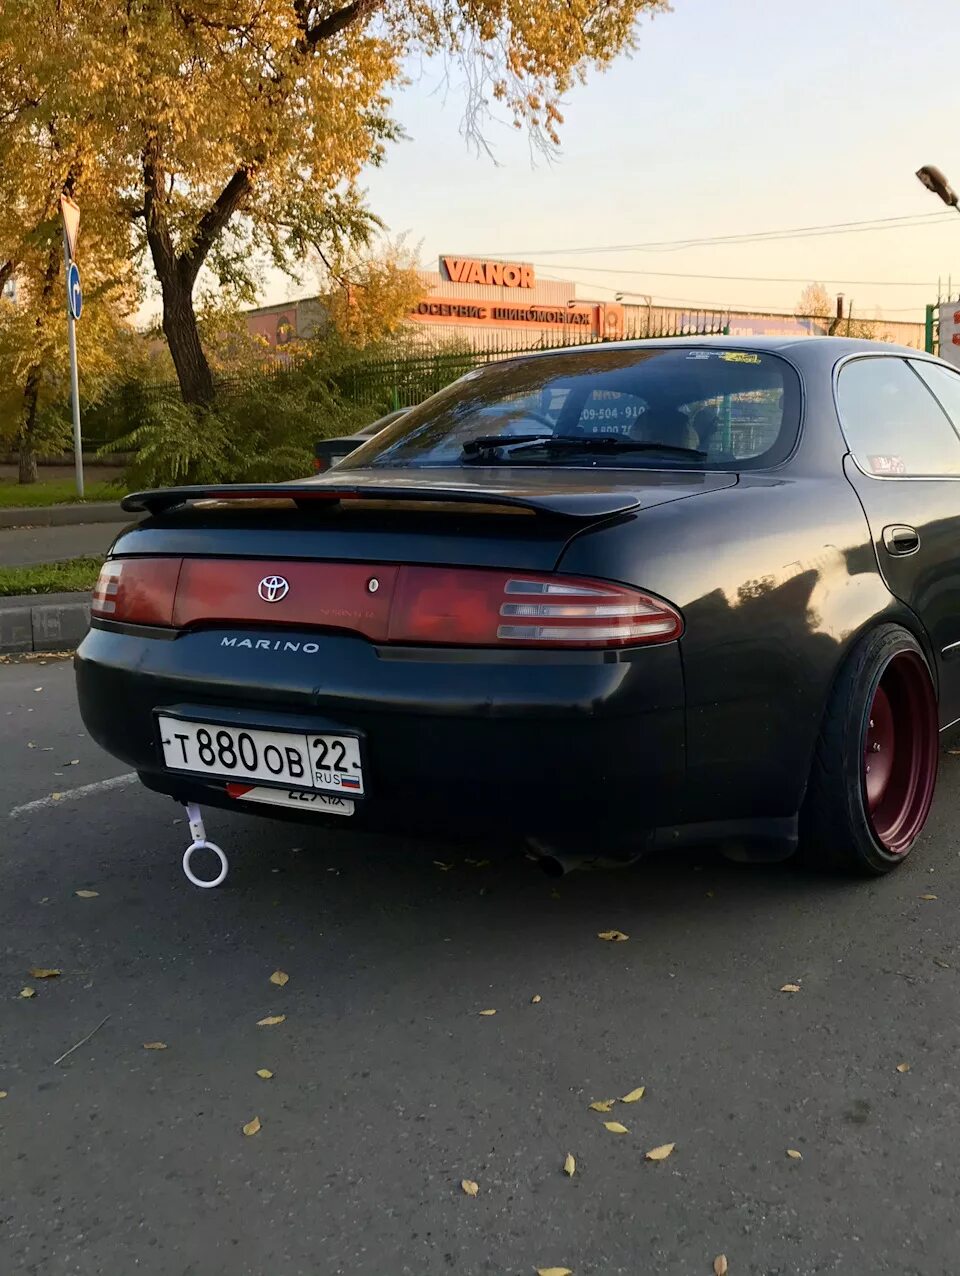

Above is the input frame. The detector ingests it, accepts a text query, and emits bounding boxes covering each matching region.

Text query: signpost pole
[63,226,84,499]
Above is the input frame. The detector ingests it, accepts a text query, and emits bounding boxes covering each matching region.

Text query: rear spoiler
[121,481,644,520]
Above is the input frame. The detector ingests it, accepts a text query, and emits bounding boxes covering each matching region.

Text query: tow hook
[181,802,229,888]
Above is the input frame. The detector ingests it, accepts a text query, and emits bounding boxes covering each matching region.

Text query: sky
[255,0,960,326]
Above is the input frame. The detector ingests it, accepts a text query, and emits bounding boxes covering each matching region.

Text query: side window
[910,360,960,434]
[837,357,960,477]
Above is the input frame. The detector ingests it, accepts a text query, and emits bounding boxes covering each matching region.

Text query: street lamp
[916,165,960,210]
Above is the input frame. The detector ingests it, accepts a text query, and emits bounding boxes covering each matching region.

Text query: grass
[0,557,103,597]
[0,478,122,508]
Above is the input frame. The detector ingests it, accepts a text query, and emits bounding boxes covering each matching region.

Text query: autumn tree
[321,239,426,348]
[6,0,669,410]
[0,12,138,480]
[796,282,832,319]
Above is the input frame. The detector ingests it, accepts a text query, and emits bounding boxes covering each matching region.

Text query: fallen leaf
[75,890,99,899]
[896,1062,911,1073]
[433,860,452,871]
[28,968,61,979]
[242,1116,261,1137]
[603,1121,629,1134]
[0,1091,7,1100]
[563,1152,576,1177]
[786,1148,803,1160]
[535,1268,572,1276]
[919,894,938,901]
[50,793,62,801]
[19,987,35,999]
[142,1042,167,1050]
[269,970,289,987]
[706,890,715,898]
[479,1009,497,1016]
[779,983,801,993]
[934,959,952,969]
[27,742,35,749]
[257,1014,286,1027]
[714,1257,729,1276]
[256,1068,274,1079]
[531,994,542,1004]
[461,1179,479,1196]
[597,930,629,942]
[645,1142,675,1161]
[33,687,42,692]
[620,1087,645,1103]
[588,1100,616,1113]
[66,759,80,766]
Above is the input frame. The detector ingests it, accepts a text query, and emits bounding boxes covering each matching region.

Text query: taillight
[389,569,681,648]
[92,558,181,626]
[312,456,328,473]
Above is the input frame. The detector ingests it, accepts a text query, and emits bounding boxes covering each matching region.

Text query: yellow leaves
[786,1148,802,1160]
[460,1179,479,1197]
[588,1100,615,1113]
[257,1014,286,1027]
[620,1087,645,1103]
[143,1041,167,1050]
[597,930,629,942]
[19,988,36,999]
[563,1153,576,1177]
[0,1091,6,1100]
[28,968,61,979]
[75,890,99,898]
[479,1009,497,1016]
[919,894,938,901]
[645,1143,675,1161]
[256,1068,274,1079]
[603,1121,629,1135]
[536,1268,572,1276]
[242,1116,261,1137]
[779,984,801,994]
[896,1062,911,1073]
[714,1257,728,1276]
[531,994,542,1004]
[269,970,289,987]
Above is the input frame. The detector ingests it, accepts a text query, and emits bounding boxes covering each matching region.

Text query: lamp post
[916,165,960,211]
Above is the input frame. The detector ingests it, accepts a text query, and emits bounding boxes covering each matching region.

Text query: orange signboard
[440,257,535,289]
[412,298,600,331]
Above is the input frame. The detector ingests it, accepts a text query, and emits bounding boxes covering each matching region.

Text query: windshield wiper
[462,433,706,461]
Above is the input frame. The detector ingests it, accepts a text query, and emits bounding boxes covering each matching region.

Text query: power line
[530,262,943,288]
[500,211,957,258]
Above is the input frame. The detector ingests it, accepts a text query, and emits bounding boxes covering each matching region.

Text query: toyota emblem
[258,575,290,603]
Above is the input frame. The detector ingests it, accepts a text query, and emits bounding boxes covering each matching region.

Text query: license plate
[157,716,364,796]
[226,784,354,816]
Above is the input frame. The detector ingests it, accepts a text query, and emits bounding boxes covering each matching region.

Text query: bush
[108,366,367,488]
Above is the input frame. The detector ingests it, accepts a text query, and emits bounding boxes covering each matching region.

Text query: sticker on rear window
[867,454,907,475]
[720,352,761,364]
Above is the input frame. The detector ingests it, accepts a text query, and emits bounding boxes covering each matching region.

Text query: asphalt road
[3,657,960,1276]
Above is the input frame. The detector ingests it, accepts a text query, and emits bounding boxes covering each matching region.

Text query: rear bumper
[75,623,685,843]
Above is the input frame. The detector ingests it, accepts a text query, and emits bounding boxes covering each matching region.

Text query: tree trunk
[158,267,216,407]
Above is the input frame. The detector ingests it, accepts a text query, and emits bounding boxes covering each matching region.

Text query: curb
[0,502,131,530]
[0,593,90,655]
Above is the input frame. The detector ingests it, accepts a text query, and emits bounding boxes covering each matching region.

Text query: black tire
[799,624,939,874]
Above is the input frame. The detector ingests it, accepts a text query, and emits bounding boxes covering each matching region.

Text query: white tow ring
[182,839,229,889]
[182,802,229,888]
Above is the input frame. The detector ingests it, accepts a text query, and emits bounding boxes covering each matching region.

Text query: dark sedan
[312,408,408,473]
[77,337,960,883]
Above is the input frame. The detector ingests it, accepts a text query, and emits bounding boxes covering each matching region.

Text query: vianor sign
[439,256,535,288]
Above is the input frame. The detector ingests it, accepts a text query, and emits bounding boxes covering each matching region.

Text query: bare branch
[302,0,375,48]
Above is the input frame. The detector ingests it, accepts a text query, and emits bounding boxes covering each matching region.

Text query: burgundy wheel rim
[863,650,938,854]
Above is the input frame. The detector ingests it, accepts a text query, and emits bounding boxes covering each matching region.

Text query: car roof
[497,334,926,365]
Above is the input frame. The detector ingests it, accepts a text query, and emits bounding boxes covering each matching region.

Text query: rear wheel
[800,625,938,874]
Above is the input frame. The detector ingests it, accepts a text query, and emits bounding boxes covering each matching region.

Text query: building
[244,256,925,352]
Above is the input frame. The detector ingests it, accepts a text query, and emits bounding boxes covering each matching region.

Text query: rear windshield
[338,347,801,472]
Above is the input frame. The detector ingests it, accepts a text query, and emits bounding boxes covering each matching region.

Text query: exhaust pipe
[527,839,593,877]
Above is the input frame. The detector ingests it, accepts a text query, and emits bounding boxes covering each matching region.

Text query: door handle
[882,524,920,556]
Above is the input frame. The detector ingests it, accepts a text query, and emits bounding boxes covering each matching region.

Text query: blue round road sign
[67,262,82,321]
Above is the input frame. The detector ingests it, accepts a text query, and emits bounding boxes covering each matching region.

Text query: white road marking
[8,772,137,819]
